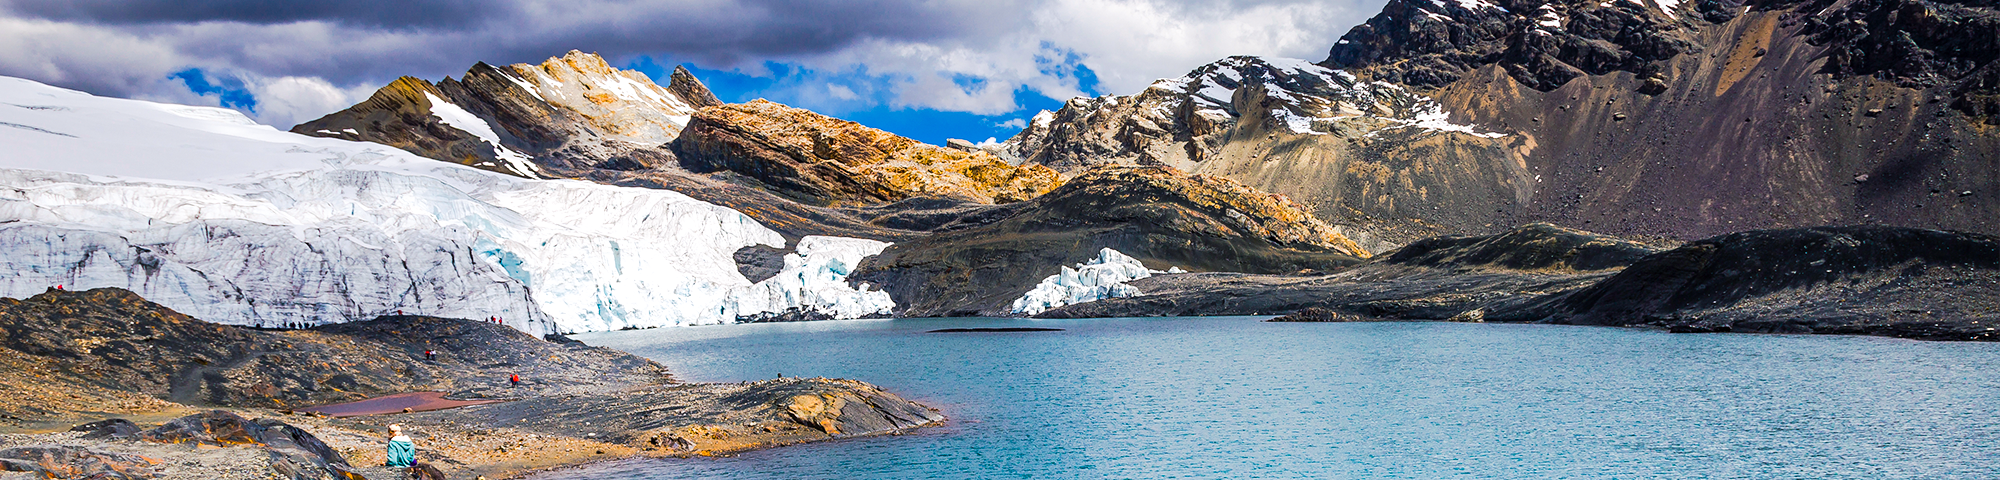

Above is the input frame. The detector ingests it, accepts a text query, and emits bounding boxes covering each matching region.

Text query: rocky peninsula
[0,288,943,479]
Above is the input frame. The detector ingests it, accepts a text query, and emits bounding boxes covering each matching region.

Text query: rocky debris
[1492,226,2000,340]
[1330,0,2000,241]
[70,420,139,440]
[126,411,361,480]
[1799,0,2000,122]
[1266,307,1373,322]
[674,99,1062,206]
[1324,0,1714,91]
[1038,223,1657,319]
[0,445,160,479]
[394,377,943,457]
[853,166,1367,316]
[0,288,669,411]
[1381,223,1662,272]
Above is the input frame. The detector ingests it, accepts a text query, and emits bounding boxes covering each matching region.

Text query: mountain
[296,52,1379,318]
[295,51,1060,242]
[293,50,716,179]
[0,76,892,333]
[998,56,1528,250]
[852,166,1367,316]
[1005,0,2000,248]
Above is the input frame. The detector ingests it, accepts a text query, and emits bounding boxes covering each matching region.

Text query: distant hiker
[54,284,63,291]
[509,373,520,387]
[385,425,415,467]
[396,309,403,315]
[424,349,435,361]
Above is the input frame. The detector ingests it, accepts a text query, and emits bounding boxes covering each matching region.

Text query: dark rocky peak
[1799,0,2000,122]
[669,64,724,109]
[1324,0,1721,90]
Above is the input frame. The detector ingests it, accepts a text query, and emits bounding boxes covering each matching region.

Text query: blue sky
[623,57,1102,145]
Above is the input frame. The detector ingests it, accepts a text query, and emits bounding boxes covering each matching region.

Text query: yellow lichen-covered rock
[675,99,1062,205]
[1062,166,1369,257]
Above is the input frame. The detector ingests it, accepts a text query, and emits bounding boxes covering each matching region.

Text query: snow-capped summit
[998,55,1500,171]
[0,76,890,334]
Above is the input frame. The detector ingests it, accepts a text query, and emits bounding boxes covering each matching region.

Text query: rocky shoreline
[1051,224,2000,342]
[0,288,943,479]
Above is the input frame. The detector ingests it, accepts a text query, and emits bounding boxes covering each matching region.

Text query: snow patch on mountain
[1010,248,1181,316]
[0,76,892,334]
[424,92,544,178]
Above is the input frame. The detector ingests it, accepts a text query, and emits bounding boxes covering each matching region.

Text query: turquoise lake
[540,317,2000,479]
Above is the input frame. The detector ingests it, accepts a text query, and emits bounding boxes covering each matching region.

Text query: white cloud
[242,75,375,128]
[826,83,859,100]
[996,118,1028,129]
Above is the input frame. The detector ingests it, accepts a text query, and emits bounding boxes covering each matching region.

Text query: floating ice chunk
[1011,248,1168,316]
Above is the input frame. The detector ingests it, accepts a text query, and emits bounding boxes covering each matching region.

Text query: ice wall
[0,76,890,334]
[1010,248,1180,316]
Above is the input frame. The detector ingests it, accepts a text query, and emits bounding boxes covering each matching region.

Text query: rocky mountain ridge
[853,166,1366,316]
[675,99,1061,206]
[1006,0,2000,249]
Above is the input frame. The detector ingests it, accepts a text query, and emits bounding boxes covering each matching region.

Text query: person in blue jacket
[385,424,415,467]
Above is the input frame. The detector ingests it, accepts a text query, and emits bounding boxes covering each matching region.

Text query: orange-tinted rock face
[675,99,1062,206]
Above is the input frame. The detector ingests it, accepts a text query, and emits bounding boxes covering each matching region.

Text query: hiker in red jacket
[509,374,520,387]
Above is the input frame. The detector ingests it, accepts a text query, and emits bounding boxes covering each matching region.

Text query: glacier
[1010,248,1179,316]
[0,76,891,334]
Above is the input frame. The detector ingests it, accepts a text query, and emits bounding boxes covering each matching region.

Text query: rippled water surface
[541,317,2000,479]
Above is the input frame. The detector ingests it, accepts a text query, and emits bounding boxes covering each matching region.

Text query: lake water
[539,317,2000,479]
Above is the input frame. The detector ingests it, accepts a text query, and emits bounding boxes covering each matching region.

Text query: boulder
[70,418,140,440]
[0,445,159,479]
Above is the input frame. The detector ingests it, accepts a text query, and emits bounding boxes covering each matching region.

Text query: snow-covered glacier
[0,76,891,334]
[1010,248,1179,316]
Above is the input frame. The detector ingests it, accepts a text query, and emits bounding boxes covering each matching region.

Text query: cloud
[996,118,1029,129]
[0,0,1388,128]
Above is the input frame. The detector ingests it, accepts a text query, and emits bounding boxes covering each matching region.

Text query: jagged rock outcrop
[1038,222,1660,319]
[852,166,1367,316]
[1491,226,2000,340]
[674,99,1063,206]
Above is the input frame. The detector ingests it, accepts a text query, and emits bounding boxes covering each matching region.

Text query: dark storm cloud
[0,0,508,28]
